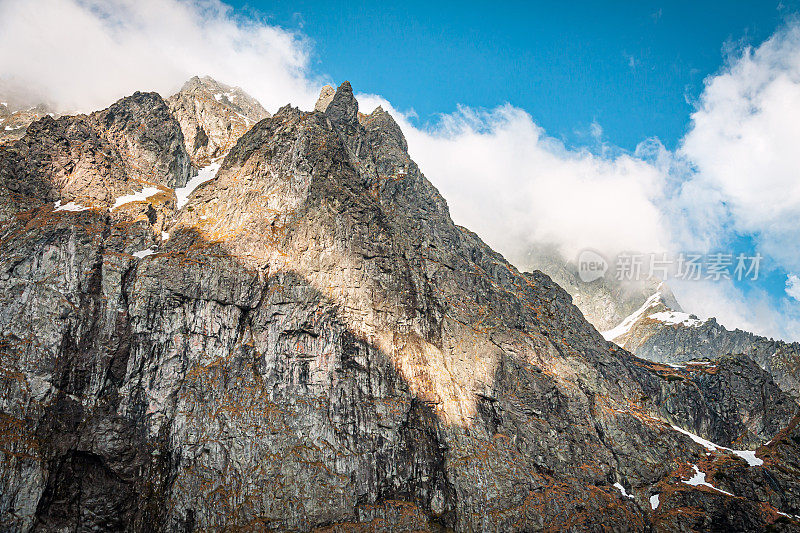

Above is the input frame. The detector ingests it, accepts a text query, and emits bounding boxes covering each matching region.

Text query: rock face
[0,81,799,531]
[167,76,270,166]
[621,312,800,399]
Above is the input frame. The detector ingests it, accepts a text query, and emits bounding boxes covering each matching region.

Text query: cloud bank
[0,0,321,112]
[2,0,800,340]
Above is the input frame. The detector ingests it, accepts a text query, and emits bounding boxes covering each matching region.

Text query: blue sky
[233,0,800,151]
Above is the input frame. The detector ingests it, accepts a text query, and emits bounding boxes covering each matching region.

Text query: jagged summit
[314,84,336,112]
[167,75,269,166]
[0,81,799,531]
[323,80,359,126]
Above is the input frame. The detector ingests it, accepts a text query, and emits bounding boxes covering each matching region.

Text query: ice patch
[112,187,161,210]
[613,482,634,499]
[175,163,220,208]
[54,200,90,212]
[671,425,763,466]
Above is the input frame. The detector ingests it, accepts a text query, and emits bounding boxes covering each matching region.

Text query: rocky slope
[167,76,270,166]
[0,103,58,146]
[0,80,799,532]
[607,293,800,399]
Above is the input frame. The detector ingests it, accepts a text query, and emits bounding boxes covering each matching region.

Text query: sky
[238,0,800,151]
[2,0,800,341]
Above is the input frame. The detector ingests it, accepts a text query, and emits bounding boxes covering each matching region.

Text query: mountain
[603,288,800,398]
[0,79,799,531]
[523,246,682,332]
[525,247,800,399]
[167,75,270,166]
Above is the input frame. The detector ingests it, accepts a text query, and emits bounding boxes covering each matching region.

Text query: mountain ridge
[0,78,798,531]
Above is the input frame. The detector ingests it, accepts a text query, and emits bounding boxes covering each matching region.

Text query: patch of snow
[214,93,223,101]
[613,482,634,499]
[602,288,664,341]
[175,163,220,208]
[111,187,161,210]
[161,232,170,241]
[682,464,734,496]
[133,247,156,259]
[4,125,23,131]
[650,494,660,510]
[731,450,763,466]
[671,425,763,466]
[54,200,90,212]
[648,310,703,327]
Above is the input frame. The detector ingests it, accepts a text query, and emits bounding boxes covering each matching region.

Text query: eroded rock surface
[167,76,270,166]
[0,82,798,532]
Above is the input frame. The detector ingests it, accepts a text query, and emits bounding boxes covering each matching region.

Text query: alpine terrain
[0,79,799,532]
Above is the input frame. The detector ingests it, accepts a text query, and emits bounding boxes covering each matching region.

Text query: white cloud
[357,95,669,267]
[0,0,322,113]
[787,274,800,301]
[680,25,800,272]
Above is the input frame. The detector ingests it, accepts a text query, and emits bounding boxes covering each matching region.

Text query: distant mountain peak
[167,75,269,166]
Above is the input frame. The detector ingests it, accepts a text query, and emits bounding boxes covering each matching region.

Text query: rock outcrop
[0,104,58,146]
[0,81,798,532]
[620,312,800,399]
[167,76,270,166]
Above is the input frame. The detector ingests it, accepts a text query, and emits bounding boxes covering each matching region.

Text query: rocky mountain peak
[167,75,269,166]
[314,84,336,112]
[93,91,192,188]
[324,80,358,126]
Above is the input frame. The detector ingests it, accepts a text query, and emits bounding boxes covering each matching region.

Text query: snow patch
[647,310,703,327]
[175,163,220,208]
[133,247,156,259]
[650,494,660,510]
[161,232,170,241]
[671,425,763,466]
[602,289,664,341]
[613,482,634,499]
[682,464,733,496]
[112,187,161,210]
[54,200,90,212]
